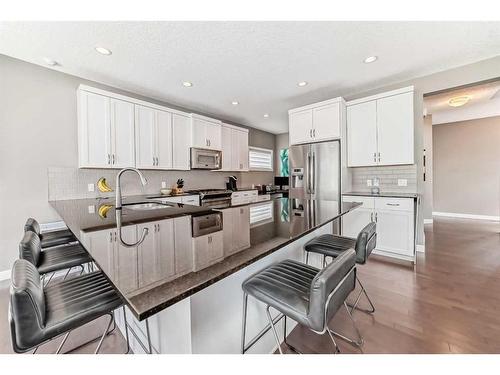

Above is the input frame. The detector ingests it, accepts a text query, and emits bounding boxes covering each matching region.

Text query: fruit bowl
[160,188,172,195]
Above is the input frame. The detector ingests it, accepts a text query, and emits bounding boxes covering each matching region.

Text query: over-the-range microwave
[190,147,222,170]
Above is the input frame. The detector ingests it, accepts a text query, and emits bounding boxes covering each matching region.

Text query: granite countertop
[50,196,361,320]
[343,191,419,199]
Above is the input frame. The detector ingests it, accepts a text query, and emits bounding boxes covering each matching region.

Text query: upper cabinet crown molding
[288,96,345,145]
[346,85,414,106]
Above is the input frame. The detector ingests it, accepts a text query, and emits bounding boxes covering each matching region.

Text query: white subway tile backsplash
[349,164,417,193]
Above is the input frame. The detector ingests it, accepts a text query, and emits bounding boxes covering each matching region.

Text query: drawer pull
[387,203,400,206]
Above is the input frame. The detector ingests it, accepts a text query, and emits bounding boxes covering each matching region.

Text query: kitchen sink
[123,202,172,211]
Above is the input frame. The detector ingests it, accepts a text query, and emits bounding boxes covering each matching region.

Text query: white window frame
[248,146,274,172]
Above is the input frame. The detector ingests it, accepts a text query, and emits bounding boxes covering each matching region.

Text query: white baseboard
[432,211,500,221]
[424,219,433,224]
[0,269,10,282]
[416,244,425,253]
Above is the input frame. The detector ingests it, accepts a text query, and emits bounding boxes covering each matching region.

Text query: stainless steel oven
[192,211,223,237]
[190,148,222,170]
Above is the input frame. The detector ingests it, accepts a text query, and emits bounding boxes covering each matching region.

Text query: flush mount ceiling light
[43,57,58,66]
[231,101,239,106]
[448,96,470,107]
[297,81,308,87]
[95,46,112,55]
[182,81,193,87]
[263,114,270,118]
[364,55,378,64]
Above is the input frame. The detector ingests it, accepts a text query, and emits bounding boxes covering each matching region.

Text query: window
[249,147,273,171]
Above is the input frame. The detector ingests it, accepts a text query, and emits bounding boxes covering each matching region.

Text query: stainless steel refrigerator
[289,140,341,202]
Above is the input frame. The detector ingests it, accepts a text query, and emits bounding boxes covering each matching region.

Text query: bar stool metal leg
[326,327,341,353]
[347,276,375,314]
[56,331,71,354]
[94,313,114,354]
[241,292,248,354]
[328,302,364,348]
[282,316,302,354]
[265,306,283,354]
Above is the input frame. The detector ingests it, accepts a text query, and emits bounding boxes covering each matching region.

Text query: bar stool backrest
[24,218,41,235]
[19,231,42,267]
[9,259,46,353]
[355,222,377,264]
[308,249,356,332]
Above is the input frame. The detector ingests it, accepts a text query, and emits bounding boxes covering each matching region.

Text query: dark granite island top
[50,196,361,321]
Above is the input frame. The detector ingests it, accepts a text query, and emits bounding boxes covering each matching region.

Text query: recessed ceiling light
[95,46,112,55]
[364,56,378,64]
[297,81,308,87]
[263,114,270,118]
[231,101,239,106]
[448,96,470,107]
[182,81,193,87]
[43,57,58,66]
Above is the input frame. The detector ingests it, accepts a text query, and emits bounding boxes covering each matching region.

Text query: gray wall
[433,116,500,217]
[0,54,275,272]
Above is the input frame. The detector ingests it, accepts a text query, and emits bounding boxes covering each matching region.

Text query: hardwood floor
[0,217,499,354]
[282,217,500,353]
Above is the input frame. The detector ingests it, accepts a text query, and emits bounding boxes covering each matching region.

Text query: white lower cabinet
[342,195,415,261]
[231,190,258,205]
[192,231,224,271]
[222,206,250,257]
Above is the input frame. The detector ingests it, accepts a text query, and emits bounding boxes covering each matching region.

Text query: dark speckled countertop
[50,196,361,320]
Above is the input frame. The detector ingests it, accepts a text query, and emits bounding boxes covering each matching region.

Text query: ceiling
[1,21,500,134]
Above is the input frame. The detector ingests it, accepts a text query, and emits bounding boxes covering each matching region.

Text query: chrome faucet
[115,168,148,209]
[115,168,149,248]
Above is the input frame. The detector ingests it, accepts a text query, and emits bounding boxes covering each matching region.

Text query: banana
[97,177,113,193]
[98,204,113,219]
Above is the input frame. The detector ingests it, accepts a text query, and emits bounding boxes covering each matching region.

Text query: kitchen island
[50,196,360,353]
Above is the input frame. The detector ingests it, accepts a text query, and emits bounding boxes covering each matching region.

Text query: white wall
[0,54,275,273]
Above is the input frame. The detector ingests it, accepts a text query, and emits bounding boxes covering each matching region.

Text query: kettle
[226,175,238,191]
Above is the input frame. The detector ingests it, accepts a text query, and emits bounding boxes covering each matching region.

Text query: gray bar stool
[304,222,377,314]
[241,250,363,354]
[9,259,130,354]
[25,218,77,249]
[20,231,92,286]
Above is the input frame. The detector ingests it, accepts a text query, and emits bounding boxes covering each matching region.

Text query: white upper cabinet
[288,98,344,145]
[347,101,378,167]
[172,113,192,170]
[346,86,414,167]
[221,123,249,171]
[78,85,193,170]
[78,90,135,168]
[376,91,414,165]
[191,114,222,150]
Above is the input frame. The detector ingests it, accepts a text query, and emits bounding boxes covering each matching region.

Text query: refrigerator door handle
[307,152,312,194]
[312,152,316,194]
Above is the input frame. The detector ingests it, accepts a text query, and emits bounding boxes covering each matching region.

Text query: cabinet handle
[110,232,113,243]
[373,152,376,162]
[375,212,378,222]
[208,236,212,244]
[370,212,373,222]
[112,154,116,164]
[378,152,381,163]
[156,157,159,166]
[114,232,117,242]
[387,203,400,206]
[107,154,111,165]
[309,129,312,138]
[157,224,160,232]
[313,129,316,137]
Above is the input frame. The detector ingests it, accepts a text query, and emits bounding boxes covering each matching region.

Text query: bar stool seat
[37,243,92,275]
[304,235,358,261]
[9,259,125,354]
[24,218,77,248]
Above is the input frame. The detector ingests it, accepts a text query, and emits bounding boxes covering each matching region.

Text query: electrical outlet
[161,181,167,189]
[373,177,380,187]
[88,205,95,214]
[398,179,408,187]
[366,179,372,187]
[88,183,95,192]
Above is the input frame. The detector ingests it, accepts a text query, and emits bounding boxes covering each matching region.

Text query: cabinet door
[346,101,378,167]
[156,219,175,279]
[79,91,111,167]
[156,110,173,169]
[289,109,313,145]
[236,130,249,171]
[234,206,250,251]
[205,121,221,150]
[375,209,414,257]
[137,222,157,288]
[192,231,223,271]
[221,125,233,170]
[222,209,234,256]
[376,92,414,165]
[135,105,156,168]
[172,113,191,170]
[110,99,135,168]
[313,103,340,141]
[342,208,373,238]
[114,225,139,294]
[173,216,193,275]
[191,118,208,148]
[86,229,115,279]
